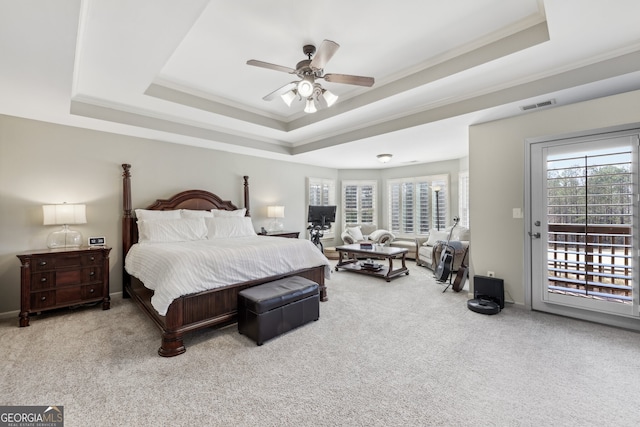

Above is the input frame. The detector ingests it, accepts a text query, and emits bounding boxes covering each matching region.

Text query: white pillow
[138,218,207,243]
[425,230,449,246]
[205,217,256,238]
[181,209,214,218]
[135,209,181,221]
[211,208,247,217]
[346,226,364,241]
[369,229,395,243]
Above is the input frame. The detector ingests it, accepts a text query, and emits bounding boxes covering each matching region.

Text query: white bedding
[125,236,331,315]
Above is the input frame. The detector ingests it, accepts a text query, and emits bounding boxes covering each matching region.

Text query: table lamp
[267,205,285,231]
[43,203,86,248]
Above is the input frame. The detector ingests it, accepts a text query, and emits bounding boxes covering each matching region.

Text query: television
[308,205,336,227]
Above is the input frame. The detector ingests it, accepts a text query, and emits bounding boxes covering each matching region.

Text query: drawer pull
[40,296,46,301]
[90,271,95,277]
[39,261,47,266]
[89,288,95,293]
[40,277,47,282]
[90,256,95,261]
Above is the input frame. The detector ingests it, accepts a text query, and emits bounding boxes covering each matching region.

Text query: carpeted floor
[1,261,639,427]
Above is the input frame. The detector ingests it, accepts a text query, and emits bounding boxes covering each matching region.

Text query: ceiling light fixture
[377,154,393,163]
[304,98,317,114]
[280,89,297,107]
[297,77,315,98]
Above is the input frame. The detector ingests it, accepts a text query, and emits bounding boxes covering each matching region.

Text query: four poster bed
[121,164,329,357]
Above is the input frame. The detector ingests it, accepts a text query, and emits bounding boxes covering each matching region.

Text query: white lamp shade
[304,98,317,114]
[43,204,86,225]
[267,206,285,218]
[323,89,338,107]
[280,90,297,107]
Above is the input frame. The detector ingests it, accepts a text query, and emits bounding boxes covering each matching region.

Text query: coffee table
[335,244,409,282]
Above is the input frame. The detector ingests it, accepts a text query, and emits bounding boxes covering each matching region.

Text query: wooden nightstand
[261,231,300,238]
[17,246,111,327]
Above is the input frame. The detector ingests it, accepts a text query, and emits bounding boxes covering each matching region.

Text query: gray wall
[0,115,337,314]
[469,89,640,306]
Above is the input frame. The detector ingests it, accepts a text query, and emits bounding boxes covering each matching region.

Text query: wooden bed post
[243,175,250,217]
[122,164,132,298]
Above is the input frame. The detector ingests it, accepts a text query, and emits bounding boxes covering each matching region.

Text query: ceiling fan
[246,40,375,113]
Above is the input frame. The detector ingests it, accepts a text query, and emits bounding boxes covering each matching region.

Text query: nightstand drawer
[82,267,102,283]
[56,286,83,304]
[32,257,54,272]
[30,290,56,309]
[30,272,55,290]
[81,253,102,266]
[81,284,103,300]
[56,269,82,286]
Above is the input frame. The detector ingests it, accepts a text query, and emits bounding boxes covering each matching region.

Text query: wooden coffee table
[335,244,409,282]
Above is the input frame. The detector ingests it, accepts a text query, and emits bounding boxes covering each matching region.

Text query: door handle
[528,231,541,238]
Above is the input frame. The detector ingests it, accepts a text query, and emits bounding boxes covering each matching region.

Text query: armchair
[416,226,470,271]
[341,224,395,245]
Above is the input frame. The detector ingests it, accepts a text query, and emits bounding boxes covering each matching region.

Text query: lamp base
[268,220,284,232]
[47,225,83,248]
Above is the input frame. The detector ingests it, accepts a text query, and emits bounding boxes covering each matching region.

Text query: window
[388,175,448,236]
[458,171,469,228]
[307,177,336,238]
[342,181,377,225]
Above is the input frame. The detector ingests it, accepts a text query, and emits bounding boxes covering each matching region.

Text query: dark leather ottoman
[238,276,319,345]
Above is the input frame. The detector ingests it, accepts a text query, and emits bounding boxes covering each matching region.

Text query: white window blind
[388,175,448,236]
[307,177,336,239]
[342,180,377,226]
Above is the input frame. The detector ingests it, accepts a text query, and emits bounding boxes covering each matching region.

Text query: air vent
[520,99,556,111]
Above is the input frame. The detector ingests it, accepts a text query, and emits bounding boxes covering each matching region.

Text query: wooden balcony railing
[547,224,633,302]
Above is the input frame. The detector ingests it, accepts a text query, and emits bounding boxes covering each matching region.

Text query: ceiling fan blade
[247,60,295,74]
[323,73,375,87]
[310,39,340,70]
[262,82,297,101]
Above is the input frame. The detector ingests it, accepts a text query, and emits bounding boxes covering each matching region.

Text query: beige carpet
[1,261,639,427]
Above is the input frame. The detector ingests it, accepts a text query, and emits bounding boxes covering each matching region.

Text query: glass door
[529,130,640,321]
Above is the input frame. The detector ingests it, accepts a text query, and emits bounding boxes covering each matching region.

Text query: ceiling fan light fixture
[280,89,297,107]
[322,89,338,107]
[304,98,317,114]
[297,77,314,98]
[377,153,392,163]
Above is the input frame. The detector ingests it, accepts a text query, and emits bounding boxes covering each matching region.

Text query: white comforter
[125,236,331,315]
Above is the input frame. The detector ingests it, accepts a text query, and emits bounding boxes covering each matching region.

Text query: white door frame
[524,124,640,331]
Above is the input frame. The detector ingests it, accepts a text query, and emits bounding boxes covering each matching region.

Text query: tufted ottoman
[237,276,319,345]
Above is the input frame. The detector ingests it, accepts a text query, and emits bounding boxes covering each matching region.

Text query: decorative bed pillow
[346,226,364,242]
[138,218,208,243]
[211,208,246,217]
[425,230,449,246]
[205,217,256,238]
[180,209,214,218]
[135,209,181,221]
[368,229,395,243]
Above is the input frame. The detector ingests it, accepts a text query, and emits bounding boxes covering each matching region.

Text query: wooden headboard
[121,163,250,257]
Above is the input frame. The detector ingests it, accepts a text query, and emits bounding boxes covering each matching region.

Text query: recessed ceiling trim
[145,82,289,131]
[70,98,293,155]
[292,50,640,155]
[142,20,550,135]
[287,21,550,131]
